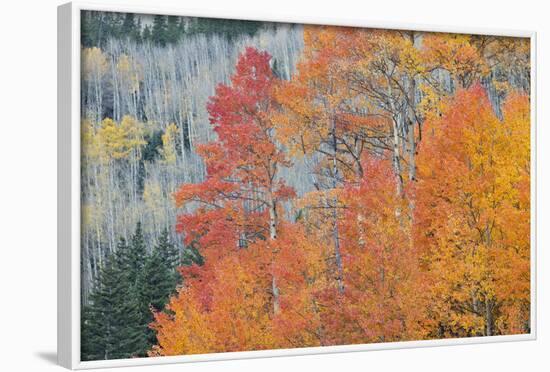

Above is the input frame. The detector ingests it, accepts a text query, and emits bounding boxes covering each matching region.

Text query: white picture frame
[58,1,537,369]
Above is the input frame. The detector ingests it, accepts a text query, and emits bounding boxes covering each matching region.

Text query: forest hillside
[79,10,531,361]
[80,12,306,302]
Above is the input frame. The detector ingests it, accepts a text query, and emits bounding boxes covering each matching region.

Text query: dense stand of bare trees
[80,24,309,302]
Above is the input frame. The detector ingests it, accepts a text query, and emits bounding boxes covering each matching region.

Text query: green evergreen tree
[82,11,265,47]
[140,250,174,311]
[81,305,94,359]
[128,222,146,285]
[110,236,148,358]
[81,237,148,360]
[138,229,182,344]
[181,241,204,267]
[166,16,181,44]
[151,15,169,46]
[134,17,143,43]
[156,228,179,271]
[81,242,126,361]
[142,25,152,42]
[178,17,187,35]
[81,225,197,360]
[80,11,93,47]
[121,13,140,42]
[188,17,263,39]
[114,284,149,358]
[138,247,173,345]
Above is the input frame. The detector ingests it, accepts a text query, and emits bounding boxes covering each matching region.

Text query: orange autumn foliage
[415,85,530,336]
[150,224,330,355]
[338,157,430,342]
[149,29,531,357]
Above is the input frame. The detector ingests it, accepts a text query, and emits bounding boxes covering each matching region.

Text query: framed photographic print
[57,1,537,369]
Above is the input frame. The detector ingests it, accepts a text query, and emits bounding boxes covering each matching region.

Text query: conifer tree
[156,228,179,272]
[151,15,168,46]
[180,242,204,267]
[115,284,149,358]
[81,240,127,360]
[166,16,181,44]
[121,14,136,38]
[138,249,173,345]
[128,222,146,285]
[142,25,152,42]
[81,236,149,360]
[81,303,105,361]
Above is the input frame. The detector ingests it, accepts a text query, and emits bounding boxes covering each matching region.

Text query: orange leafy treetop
[414,85,530,336]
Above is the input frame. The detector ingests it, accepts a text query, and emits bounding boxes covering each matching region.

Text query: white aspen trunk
[269,197,278,241]
[406,70,417,222]
[271,276,280,314]
[386,80,404,197]
[407,81,416,183]
[353,135,367,249]
[187,110,194,150]
[268,189,280,314]
[392,119,403,196]
[94,70,102,123]
[332,204,344,293]
[331,117,345,294]
[407,31,418,184]
[111,55,120,121]
[106,162,116,254]
[95,220,102,268]
[357,213,366,249]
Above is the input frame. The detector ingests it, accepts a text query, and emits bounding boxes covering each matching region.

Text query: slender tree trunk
[485,298,494,336]
[272,276,280,314]
[269,196,278,241]
[111,54,120,122]
[406,68,417,223]
[386,80,404,197]
[268,185,280,314]
[407,79,416,182]
[352,136,367,248]
[331,118,345,293]
[406,31,419,184]
[332,204,344,293]
[391,118,404,196]
[94,71,102,123]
